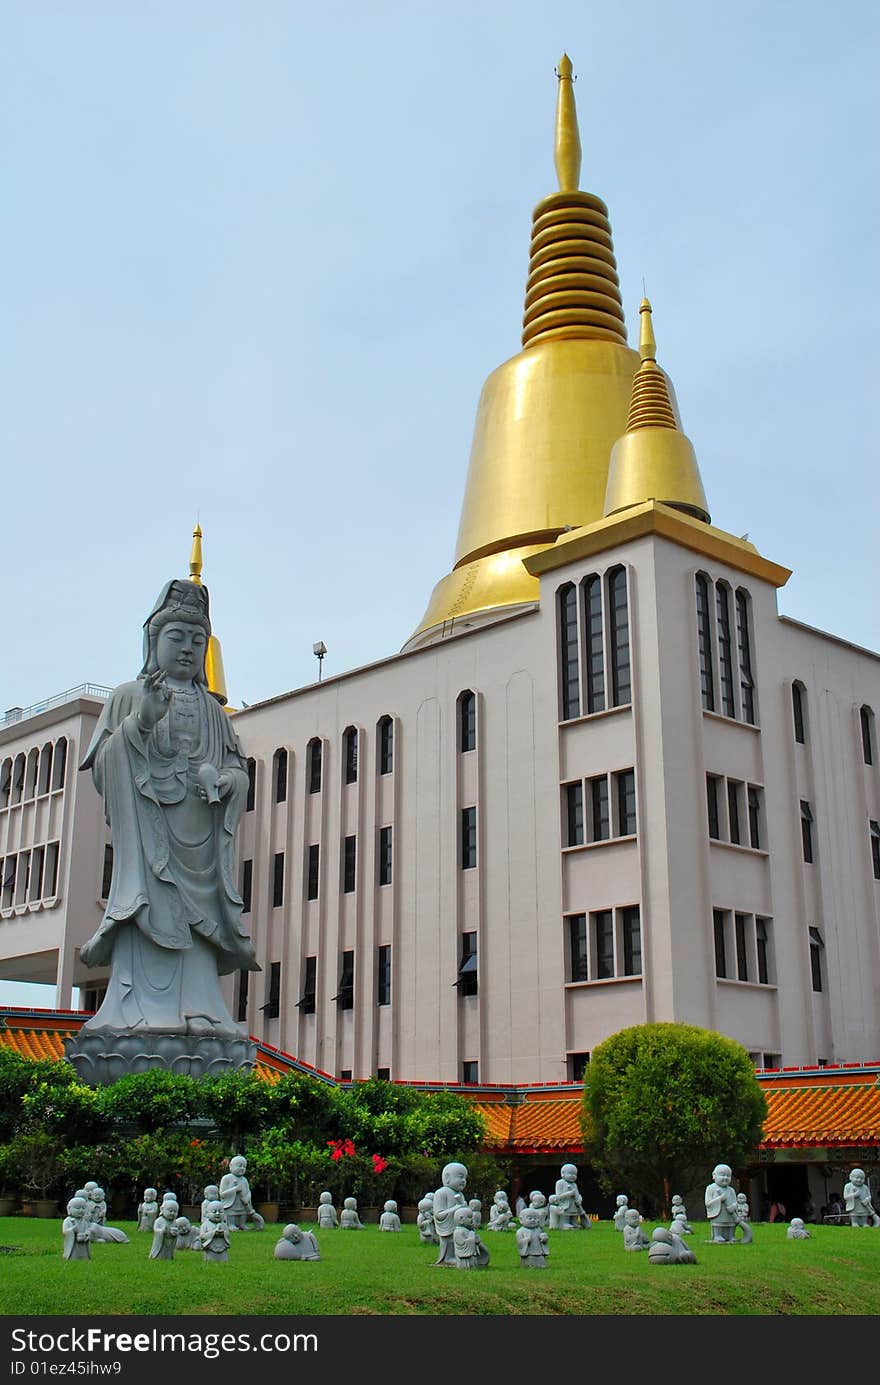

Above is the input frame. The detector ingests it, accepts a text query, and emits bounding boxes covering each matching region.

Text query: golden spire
[603,299,710,523]
[554,54,581,192]
[186,522,229,705]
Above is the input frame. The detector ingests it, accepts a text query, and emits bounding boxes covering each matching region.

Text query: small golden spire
[554,53,581,192]
[189,523,203,585]
[638,296,657,362]
[626,299,677,431]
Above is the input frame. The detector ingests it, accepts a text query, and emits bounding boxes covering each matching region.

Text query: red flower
[371,1154,388,1174]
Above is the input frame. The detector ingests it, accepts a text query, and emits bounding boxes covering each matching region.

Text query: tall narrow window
[695,575,715,712]
[809,927,824,992]
[378,826,393,886]
[755,918,770,985]
[14,851,30,906]
[11,755,25,805]
[747,785,762,850]
[236,969,249,1023]
[568,914,588,982]
[307,843,320,900]
[51,738,67,791]
[567,1052,590,1081]
[29,845,45,902]
[378,716,394,775]
[377,944,391,1006]
[1,857,16,909]
[713,909,727,978]
[727,781,742,845]
[44,842,59,897]
[871,821,880,881]
[558,585,581,720]
[101,844,114,900]
[273,749,288,803]
[792,682,806,743]
[245,758,256,812]
[460,807,477,869]
[564,782,584,847]
[298,956,317,1014]
[262,962,281,1019]
[593,910,614,980]
[715,583,736,717]
[38,745,52,795]
[0,759,11,809]
[24,750,38,800]
[583,574,605,714]
[459,690,477,751]
[735,913,749,981]
[307,739,322,794]
[607,566,631,706]
[735,590,755,724]
[240,858,252,913]
[589,775,610,842]
[801,800,814,863]
[621,906,641,976]
[462,1061,479,1084]
[272,851,285,908]
[706,775,720,839]
[336,951,354,1010]
[615,769,636,836]
[343,835,357,893]
[861,706,875,765]
[343,726,359,784]
[456,932,478,996]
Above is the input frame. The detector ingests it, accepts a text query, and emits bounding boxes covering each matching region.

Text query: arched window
[735,589,755,725]
[792,682,807,744]
[458,690,477,752]
[24,749,39,800]
[860,705,875,766]
[343,727,359,785]
[11,753,25,805]
[38,743,53,795]
[557,583,580,720]
[0,759,11,810]
[378,716,394,775]
[606,565,631,706]
[582,574,604,713]
[245,758,256,812]
[695,574,715,711]
[715,582,735,717]
[273,748,288,804]
[307,738,322,794]
[51,738,67,791]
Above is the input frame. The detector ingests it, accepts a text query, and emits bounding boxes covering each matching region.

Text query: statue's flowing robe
[79,679,257,1034]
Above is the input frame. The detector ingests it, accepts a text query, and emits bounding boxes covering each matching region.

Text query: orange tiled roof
[474,1097,584,1153]
[0,1024,73,1062]
[762,1081,880,1147]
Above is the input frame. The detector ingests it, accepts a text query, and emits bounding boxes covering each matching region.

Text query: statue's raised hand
[139,670,172,731]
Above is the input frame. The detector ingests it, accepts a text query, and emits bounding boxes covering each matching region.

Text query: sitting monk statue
[648,1226,697,1265]
[219,1155,264,1230]
[274,1224,321,1261]
[66,575,260,1082]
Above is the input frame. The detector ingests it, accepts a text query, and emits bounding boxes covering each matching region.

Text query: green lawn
[1,1216,878,1316]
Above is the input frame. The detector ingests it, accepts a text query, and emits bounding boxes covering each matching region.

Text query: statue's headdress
[139,579,212,684]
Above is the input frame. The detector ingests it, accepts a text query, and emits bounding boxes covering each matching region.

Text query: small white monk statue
[648,1226,696,1265]
[418,1196,439,1243]
[705,1163,741,1243]
[623,1207,650,1251]
[787,1218,811,1240]
[137,1188,159,1232]
[316,1191,338,1229]
[844,1168,880,1227]
[379,1199,402,1231]
[555,1163,588,1229]
[200,1199,231,1263]
[452,1206,489,1270]
[62,1196,92,1261]
[613,1194,629,1231]
[219,1154,264,1230]
[340,1196,364,1229]
[432,1162,468,1267]
[149,1196,180,1260]
[488,1190,514,1231]
[274,1223,320,1260]
[516,1206,549,1268]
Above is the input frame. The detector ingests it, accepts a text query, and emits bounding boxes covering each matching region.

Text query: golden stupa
[187,523,229,706]
[405,55,640,649]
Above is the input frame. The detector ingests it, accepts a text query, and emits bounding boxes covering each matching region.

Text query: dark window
[44,842,59,897]
[1,856,16,908]
[558,585,581,719]
[307,739,322,794]
[236,969,249,1023]
[459,690,477,751]
[273,749,287,803]
[377,944,391,1006]
[801,800,814,863]
[871,821,880,881]
[262,961,281,1019]
[51,738,67,791]
[101,844,114,900]
[29,845,44,902]
[616,769,636,836]
[567,1052,589,1081]
[460,807,477,869]
[0,759,11,807]
[861,706,874,765]
[344,726,359,784]
[245,758,256,812]
[716,583,736,717]
[307,843,320,900]
[755,918,769,985]
[462,1061,479,1084]
[298,956,317,1014]
[763,1053,780,1070]
[336,950,354,1010]
[713,909,727,978]
[241,859,253,913]
[622,906,641,976]
[735,913,749,981]
[339,1069,352,1082]
[707,775,720,839]
[727,781,741,845]
[583,574,605,714]
[457,932,478,996]
[378,717,394,775]
[564,782,584,847]
[589,775,610,842]
[378,826,393,886]
[748,785,762,849]
[343,835,357,893]
[809,927,823,992]
[735,590,755,724]
[607,566,631,706]
[695,575,715,711]
[272,851,285,908]
[38,746,52,795]
[792,683,806,743]
[568,913,588,982]
[376,1067,390,1081]
[593,910,614,980]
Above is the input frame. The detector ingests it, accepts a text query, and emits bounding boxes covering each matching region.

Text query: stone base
[64,1029,257,1084]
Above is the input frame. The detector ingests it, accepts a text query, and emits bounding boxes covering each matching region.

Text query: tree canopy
[581,1022,767,1215]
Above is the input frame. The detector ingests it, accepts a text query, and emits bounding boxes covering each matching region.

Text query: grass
[1,1216,879,1316]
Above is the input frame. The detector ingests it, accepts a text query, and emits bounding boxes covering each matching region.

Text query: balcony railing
[0,684,111,731]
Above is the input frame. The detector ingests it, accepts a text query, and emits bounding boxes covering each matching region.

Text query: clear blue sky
[1,2,878,1004]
